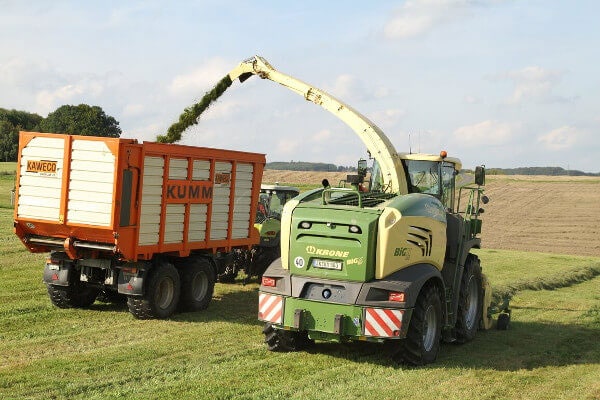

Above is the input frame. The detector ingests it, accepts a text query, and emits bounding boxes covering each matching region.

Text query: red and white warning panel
[364,308,403,337]
[258,293,283,324]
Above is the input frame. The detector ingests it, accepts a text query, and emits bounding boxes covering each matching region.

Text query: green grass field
[1,206,599,399]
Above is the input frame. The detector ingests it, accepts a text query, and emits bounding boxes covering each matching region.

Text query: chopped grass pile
[157,75,233,144]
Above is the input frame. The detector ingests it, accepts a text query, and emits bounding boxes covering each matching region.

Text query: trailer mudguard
[42,260,73,287]
[356,263,443,309]
[117,267,148,296]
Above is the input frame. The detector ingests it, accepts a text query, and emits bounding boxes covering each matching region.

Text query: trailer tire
[47,284,99,309]
[127,261,180,319]
[454,254,483,343]
[96,289,127,304]
[179,258,215,312]
[263,323,313,352]
[392,285,442,365]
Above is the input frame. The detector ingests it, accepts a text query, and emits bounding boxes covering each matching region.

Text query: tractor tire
[249,246,280,279]
[263,323,313,352]
[392,285,442,365]
[96,289,127,304]
[454,254,483,343]
[179,258,215,312]
[47,283,99,309]
[127,261,180,319]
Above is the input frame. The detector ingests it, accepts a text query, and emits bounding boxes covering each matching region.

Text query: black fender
[259,258,292,296]
[117,263,149,296]
[42,252,74,287]
[356,263,444,309]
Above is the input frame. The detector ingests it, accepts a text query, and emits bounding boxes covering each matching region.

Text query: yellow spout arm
[228,56,407,194]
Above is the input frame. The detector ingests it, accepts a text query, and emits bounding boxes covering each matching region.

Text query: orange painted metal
[14,131,265,262]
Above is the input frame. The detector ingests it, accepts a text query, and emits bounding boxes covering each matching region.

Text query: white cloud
[168,57,231,95]
[312,129,332,142]
[537,126,579,150]
[122,103,145,117]
[328,74,390,103]
[276,138,300,155]
[453,120,516,146]
[370,109,406,130]
[493,66,573,104]
[384,0,503,39]
[464,95,482,104]
[35,78,106,115]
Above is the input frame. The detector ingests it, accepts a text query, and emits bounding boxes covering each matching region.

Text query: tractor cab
[257,184,300,222]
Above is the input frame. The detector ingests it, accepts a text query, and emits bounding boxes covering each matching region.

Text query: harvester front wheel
[47,283,99,309]
[263,323,313,352]
[455,254,483,343]
[392,285,442,365]
[179,258,215,311]
[127,261,180,319]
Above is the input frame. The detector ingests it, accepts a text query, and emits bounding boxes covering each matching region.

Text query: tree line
[266,161,357,172]
[0,104,121,162]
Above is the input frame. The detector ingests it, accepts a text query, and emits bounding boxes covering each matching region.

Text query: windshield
[405,160,440,196]
[404,159,456,210]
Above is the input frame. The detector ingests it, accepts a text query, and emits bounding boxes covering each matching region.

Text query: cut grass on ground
[0,207,599,399]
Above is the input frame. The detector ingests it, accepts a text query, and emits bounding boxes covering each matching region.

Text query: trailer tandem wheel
[127,261,181,319]
[47,283,99,309]
[179,258,215,311]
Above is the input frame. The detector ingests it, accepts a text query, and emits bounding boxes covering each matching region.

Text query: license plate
[312,259,343,270]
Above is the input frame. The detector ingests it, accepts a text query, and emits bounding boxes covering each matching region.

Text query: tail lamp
[388,292,405,302]
[261,276,276,287]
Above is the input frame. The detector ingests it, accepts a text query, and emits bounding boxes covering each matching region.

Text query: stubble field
[263,170,600,257]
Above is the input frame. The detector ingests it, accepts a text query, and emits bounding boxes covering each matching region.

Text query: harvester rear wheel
[455,254,483,343]
[263,323,313,352]
[179,258,215,311]
[127,261,180,319]
[47,282,99,309]
[391,285,442,365]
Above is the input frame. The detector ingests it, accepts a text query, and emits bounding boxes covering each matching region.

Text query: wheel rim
[422,304,438,352]
[191,271,208,302]
[155,277,175,310]
[464,275,479,330]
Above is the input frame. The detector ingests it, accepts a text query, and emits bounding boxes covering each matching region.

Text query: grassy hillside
[1,206,599,399]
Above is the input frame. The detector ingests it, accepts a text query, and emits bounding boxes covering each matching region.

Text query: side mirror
[475,166,486,186]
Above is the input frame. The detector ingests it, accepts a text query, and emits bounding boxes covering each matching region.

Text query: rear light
[261,277,276,287]
[388,292,405,302]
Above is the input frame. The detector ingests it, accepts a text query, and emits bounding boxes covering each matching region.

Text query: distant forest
[266,161,357,172]
[266,162,599,176]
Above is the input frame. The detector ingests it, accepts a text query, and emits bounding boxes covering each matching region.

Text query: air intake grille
[407,226,433,256]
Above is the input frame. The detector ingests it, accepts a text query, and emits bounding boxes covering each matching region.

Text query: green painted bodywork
[288,205,380,282]
[386,193,446,223]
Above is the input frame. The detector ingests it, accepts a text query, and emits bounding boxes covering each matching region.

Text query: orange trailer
[14,131,265,318]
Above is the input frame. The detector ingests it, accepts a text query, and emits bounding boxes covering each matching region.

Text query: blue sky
[1,0,598,171]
